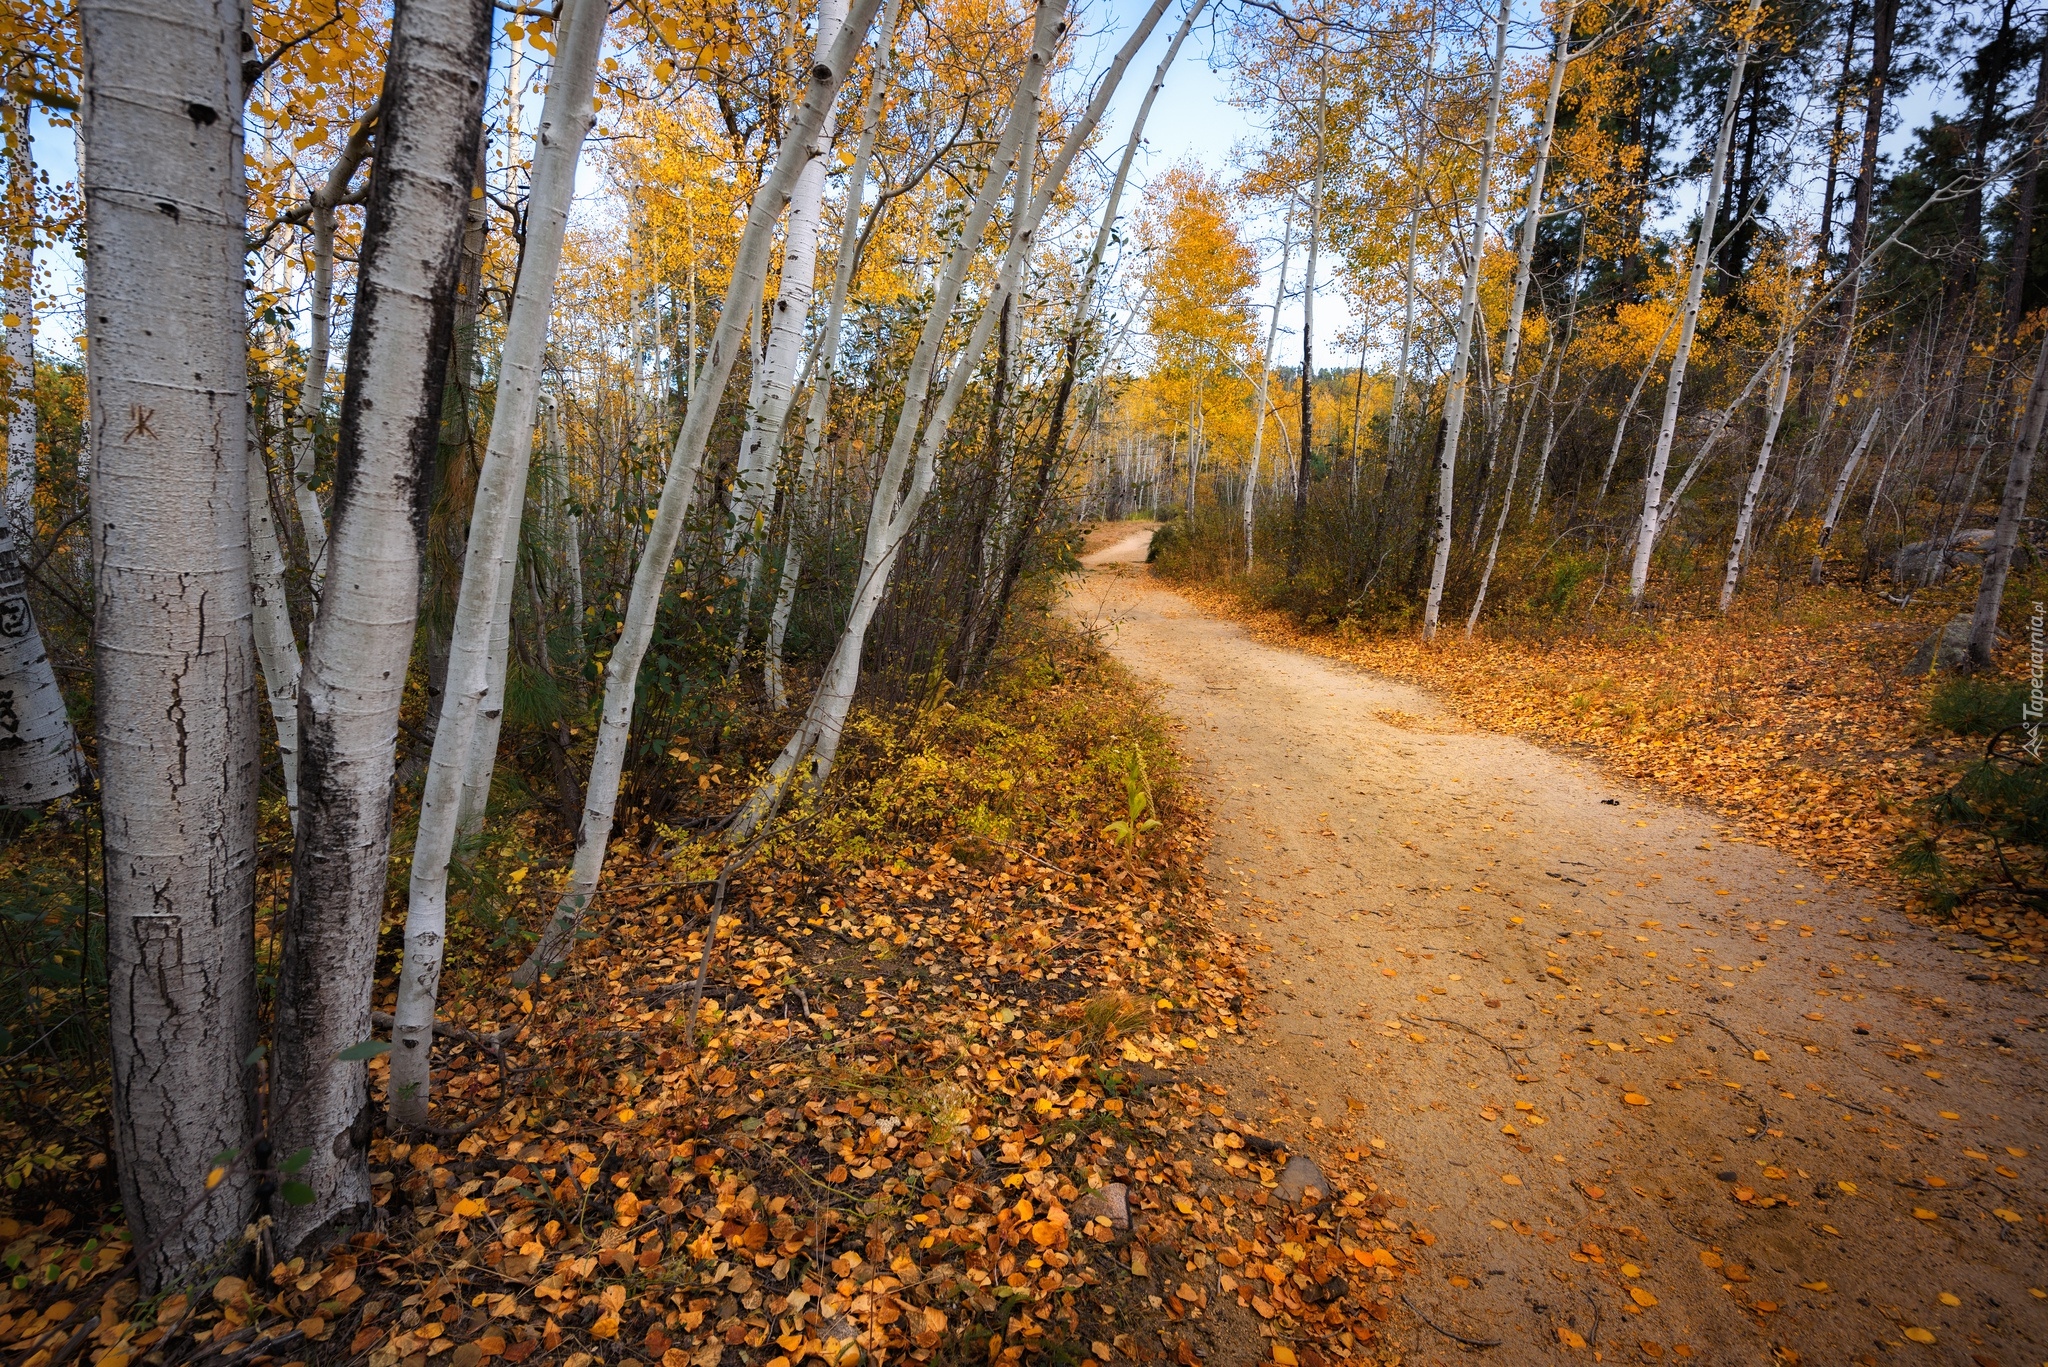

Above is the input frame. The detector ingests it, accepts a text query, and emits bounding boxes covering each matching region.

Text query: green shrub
[1928,677,2032,736]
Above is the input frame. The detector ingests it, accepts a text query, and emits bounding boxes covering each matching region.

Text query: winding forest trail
[1065,524,2048,1364]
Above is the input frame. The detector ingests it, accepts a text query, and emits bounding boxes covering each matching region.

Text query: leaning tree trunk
[765,0,906,710]
[1969,336,2048,665]
[1597,310,1679,502]
[1474,0,1581,528]
[1718,340,1795,613]
[722,0,1173,845]
[959,0,1209,688]
[3,94,33,546]
[1288,56,1327,581]
[723,0,853,673]
[83,0,259,1292]
[248,396,303,815]
[511,0,886,987]
[1420,0,1511,641]
[1809,401,1886,583]
[1627,0,1762,605]
[1245,206,1294,569]
[391,0,605,1128]
[271,0,494,1256]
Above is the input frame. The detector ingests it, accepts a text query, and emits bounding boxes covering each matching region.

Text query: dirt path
[1064,545,2048,1365]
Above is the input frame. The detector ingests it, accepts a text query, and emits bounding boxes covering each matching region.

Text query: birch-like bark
[248,397,302,815]
[1809,401,1885,581]
[1627,0,1762,604]
[1420,0,1511,641]
[1388,200,1418,455]
[392,0,605,1127]
[548,399,584,631]
[83,0,258,1291]
[765,0,905,711]
[1288,56,1327,578]
[4,95,33,544]
[1487,0,1577,458]
[963,0,1210,686]
[1466,330,1553,635]
[1970,337,2048,665]
[1245,206,1294,568]
[1717,342,1795,613]
[0,518,78,804]
[272,0,494,1255]
[511,1,884,988]
[722,0,1172,847]
[723,0,852,582]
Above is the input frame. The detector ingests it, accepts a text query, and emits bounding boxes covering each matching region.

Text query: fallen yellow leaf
[1623,1093,1650,1106]
[1903,1327,1934,1344]
[1630,1287,1658,1307]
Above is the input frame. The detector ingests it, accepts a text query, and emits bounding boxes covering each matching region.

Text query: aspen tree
[513,0,886,986]
[1969,336,2048,666]
[963,0,1211,687]
[1245,206,1294,569]
[766,0,906,711]
[1289,52,1327,579]
[1627,0,1763,605]
[1420,0,1512,641]
[288,113,376,592]
[1718,338,1795,612]
[393,0,606,1127]
[1810,402,1885,582]
[83,0,260,1290]
[725,0,1175,843]
[248,398,302,814]
[724,0,853,659]
[3,95,31,542]
[271,0,495,1253]
[0,520,78,803]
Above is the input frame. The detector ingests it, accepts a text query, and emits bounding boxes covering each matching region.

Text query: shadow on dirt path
[1063,544,2048,1365]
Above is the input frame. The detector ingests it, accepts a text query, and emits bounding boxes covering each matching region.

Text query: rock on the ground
[1892,528,1996,582]
[1905,611,1974,675]
[1275,1154,1329,1207]
[1071,1181,1129,1231]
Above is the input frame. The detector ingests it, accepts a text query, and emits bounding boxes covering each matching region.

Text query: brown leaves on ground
[0,626,1410,1367]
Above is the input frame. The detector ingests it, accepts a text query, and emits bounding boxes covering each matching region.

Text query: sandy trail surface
[1063,542,2048,1365]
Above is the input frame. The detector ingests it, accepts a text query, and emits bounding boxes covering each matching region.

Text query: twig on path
[1699,1013,1754,1051]
[1400,1294,1502,1348]
[1662,1210,1715,1245]
[1422,1016,1525,1073]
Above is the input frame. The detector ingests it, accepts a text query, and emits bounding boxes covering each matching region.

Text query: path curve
[1064,544,2048,1364]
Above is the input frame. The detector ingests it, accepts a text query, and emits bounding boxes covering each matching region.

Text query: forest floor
[1065,525,2048,1364]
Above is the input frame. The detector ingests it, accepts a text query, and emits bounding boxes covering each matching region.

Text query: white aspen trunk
[1388,200,1418,454]
[1420,0,1511,641]
[4,95,33,544]
[1970,336,2048,664]
[511,2,885,987]
[1718,341,1795,613]
[1658,334,1795,527]
[764,0,904,711]
[391,0,605,1126]
[1627,0,1763,604]
[83,0,259,1291]
[249,395,302,816]
[1290,57,1326,556]
[1810,401,1885,581]
[1596,309,1679,501]
[547,399,585,632]
[722,0,1172,848]
[726,0,852,572]
[0,518,78,804]
[1244,206,1294,568]
[272,0,495,1255]
[293,207,337,586]
[1466,330,1553,634]
[1492,1,1576,410]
